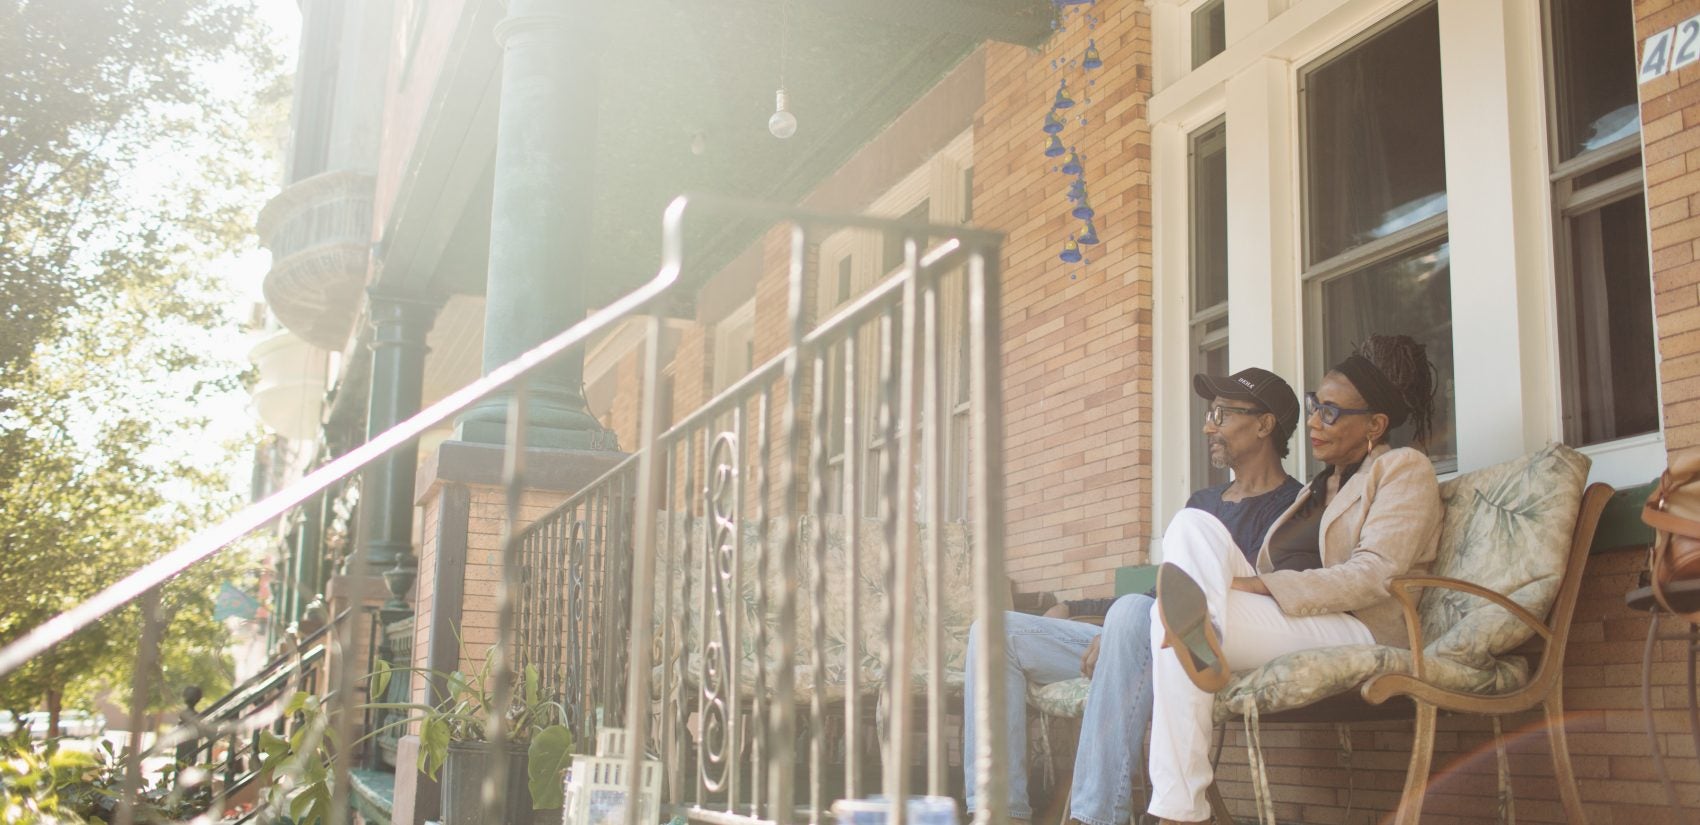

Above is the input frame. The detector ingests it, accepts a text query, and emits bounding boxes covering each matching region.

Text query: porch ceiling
[412,0,1051,311]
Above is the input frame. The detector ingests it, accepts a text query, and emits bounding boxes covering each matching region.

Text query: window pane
[1316,240,1457,468]
[1191,121,1229,312]
[837,257,853,305]
[1562,194,1658,445]
[884,200,931,273]
[1192,0,1226,69]
[963,167,974,224]
[1304,6,1446,264]
[1192,341,1231,489]
[1550,0,1639,160]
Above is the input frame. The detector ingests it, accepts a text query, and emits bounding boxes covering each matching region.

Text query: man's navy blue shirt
[1184,477,1305,565]
[1062,476,1303,616]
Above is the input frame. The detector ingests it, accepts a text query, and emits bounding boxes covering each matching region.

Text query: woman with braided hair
[1143,334,1444,825]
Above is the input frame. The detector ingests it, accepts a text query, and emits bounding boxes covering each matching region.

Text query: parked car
[17,710,106,739]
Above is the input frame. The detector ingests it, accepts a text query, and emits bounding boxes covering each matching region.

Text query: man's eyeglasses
[1204,403,1262,427]
[1305,392,1377,427]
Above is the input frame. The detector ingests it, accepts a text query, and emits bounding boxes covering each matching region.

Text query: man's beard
[1208,437,1230,469]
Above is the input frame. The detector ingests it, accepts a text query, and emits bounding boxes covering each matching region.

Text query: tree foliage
[0,0,286,717]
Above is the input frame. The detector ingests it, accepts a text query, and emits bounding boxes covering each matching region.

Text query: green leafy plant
[243,650,575,822]
[0,733,212,824]
[390,653,574,809]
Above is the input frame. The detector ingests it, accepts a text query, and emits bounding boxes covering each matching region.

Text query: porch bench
[1027,443,1609,825]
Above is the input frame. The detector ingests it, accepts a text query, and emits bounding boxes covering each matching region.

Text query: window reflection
[1317,241,1457,468]
[1304,5,1446,265]
[1550,0,1640,160]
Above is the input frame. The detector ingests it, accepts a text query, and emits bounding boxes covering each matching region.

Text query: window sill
[1577,431,1665,489]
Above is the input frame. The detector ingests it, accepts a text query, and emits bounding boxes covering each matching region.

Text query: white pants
[1146,509,1375,822]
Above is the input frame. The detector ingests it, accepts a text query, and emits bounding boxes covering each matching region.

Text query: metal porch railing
[0,195,1011,825]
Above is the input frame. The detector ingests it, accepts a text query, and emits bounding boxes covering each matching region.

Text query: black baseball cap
[1193,367,1301,432]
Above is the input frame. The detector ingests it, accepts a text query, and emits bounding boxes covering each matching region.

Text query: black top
[1063,476,1303,615]
[1185,477,1305,566]
[1265,499,1324,572]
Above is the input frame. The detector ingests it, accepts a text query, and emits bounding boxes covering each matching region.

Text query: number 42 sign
[1642,14,1700,84]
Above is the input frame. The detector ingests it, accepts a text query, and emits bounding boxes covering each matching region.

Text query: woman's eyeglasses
[1204,403,1261,427]
[1305,392,1377,427]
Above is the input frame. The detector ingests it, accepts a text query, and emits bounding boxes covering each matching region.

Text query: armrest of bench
[1383,574,1552,683]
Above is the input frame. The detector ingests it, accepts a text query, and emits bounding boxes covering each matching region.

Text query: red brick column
[1640,0,1700,450]
[974,0,1155,601]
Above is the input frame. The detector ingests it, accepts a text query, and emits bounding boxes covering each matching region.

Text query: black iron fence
[0,195,1011,825]
[516,456,638,742]
[514,205,1011,825]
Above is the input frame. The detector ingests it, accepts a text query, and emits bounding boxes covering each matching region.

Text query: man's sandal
[1156,562,1230,693]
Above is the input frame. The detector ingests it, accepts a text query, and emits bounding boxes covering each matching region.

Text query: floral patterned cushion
[1210,443,1589,722]
[1028,677,1093,718]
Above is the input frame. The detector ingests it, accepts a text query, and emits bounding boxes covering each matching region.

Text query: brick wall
[601,6,1156,600]
[976,3,1155,600]
[409,483,569,705]
[608,348,644,452]
[1642,0,1700,449]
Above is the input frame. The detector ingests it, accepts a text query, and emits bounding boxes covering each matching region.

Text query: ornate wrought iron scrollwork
[700,430,738,792]
[565,516,589,738]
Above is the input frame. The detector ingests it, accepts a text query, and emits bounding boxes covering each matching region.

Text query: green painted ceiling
[427,0,1052,310]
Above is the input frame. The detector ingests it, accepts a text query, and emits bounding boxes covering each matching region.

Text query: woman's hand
[1081,635,1101,678]
[1230,576,1270,596]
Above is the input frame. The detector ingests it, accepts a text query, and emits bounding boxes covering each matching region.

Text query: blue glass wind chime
[1047,1,1103,272]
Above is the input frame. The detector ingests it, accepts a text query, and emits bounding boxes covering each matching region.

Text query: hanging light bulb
[1059,235,1083,263]
[1044,134,1065,157]
[1078,220,1099,245]
[1060,149,1082,176]
[769,88,798,139]
[1043,109,1065,134]
[1054,79,1075,109]
[1083,40,1103,70]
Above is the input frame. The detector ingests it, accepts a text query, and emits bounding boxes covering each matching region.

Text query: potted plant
[407,655,574,825]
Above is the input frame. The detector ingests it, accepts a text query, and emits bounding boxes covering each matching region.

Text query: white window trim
[1152,0,1662,559]
[711,298,756,395]
[1538,1,1665,487]
[815,129,974,518]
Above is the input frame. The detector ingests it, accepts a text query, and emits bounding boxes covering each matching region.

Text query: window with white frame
[1300,3,1457,470]
[712,299,755,396]
[1545,0,1658,448]
[816,131,973,520]
[1191,0,1226,69]
[1189,118,1230,489]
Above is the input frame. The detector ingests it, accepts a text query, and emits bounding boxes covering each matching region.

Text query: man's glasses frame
[1204,403,1263,428]
[1305,392,1377,427]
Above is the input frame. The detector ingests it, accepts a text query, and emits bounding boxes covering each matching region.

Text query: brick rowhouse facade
[386,1,1700,822]
[589,2,1700,823]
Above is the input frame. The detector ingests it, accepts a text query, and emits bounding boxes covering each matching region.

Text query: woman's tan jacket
[1254,444,1443,647]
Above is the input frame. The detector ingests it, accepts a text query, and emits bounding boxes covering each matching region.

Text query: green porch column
[291,492,327,624]
[456,0,606,449]
[359,291,439,616]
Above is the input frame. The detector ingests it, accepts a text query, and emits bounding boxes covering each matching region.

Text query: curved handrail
[0,191,1000,680]
[0,195,690,679]
[195,608,348,724]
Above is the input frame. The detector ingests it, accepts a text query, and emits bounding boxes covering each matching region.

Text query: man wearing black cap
[964,367,1302,825]
[1183,367,1305,564]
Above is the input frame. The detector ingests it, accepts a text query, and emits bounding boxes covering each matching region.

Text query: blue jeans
[964,594,1156,825]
